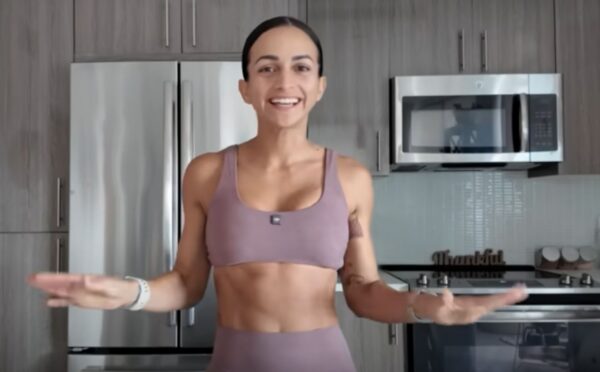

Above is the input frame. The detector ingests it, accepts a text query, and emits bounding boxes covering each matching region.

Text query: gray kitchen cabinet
[389,0,473,75]
[335,292,405,372]
[181,0,306,55]
[553,0,600,174]
[472,0,555,73]
[0,233,68,372]
[335,292,364,370]
[361,320,405,372]
[390,0,555,75]
[307,0,390,175]
[74,0,182,60]
[0,0,70,232]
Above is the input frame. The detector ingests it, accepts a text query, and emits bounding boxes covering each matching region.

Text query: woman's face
[239,26,326,130]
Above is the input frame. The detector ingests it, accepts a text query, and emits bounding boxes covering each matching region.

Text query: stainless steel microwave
[390,74,563,171]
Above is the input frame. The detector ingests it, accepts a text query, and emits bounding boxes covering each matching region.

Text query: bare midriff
[213,262,339,332]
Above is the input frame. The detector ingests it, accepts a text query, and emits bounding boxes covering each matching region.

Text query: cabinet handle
[55,237,63,272]
[458,29,465,73]
[192,0,197,47]
[480,30,488,72]
[56,177,63,227]
[376,130,381,172]
[388,323,398,345]
[164,0,170,48]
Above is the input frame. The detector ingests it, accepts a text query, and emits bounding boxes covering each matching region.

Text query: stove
[384,266,600,372]
[382,265,600,295]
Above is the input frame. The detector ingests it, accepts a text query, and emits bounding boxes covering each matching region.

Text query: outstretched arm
[337,161,527,324]
[27,154,217,312]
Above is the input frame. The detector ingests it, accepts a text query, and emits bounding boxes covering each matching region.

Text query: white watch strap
[124,276,151,311]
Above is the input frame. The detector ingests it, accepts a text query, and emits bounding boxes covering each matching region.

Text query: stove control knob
[580,273,594,286]
[559,275,573,286]
[416,274,429,287]
[437,274,450,287]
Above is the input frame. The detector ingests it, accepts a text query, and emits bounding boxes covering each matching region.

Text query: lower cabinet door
[335,292,406,372]
[0,233,68,372]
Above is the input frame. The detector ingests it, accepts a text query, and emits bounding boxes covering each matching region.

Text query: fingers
[47,297,71,307]
[482,286,529,311]
[27,272,85,291]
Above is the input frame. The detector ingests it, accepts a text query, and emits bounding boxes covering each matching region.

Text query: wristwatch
[123,276,151,311]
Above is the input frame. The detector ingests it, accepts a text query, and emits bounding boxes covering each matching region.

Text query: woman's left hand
[416,285,528,325]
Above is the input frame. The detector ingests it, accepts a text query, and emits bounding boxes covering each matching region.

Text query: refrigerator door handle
[186,307,196,326]
[164,81,178,328]
[181,81,193,234]
[163,82,175,272]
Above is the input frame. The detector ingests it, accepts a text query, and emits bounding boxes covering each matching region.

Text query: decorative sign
[432,249,506,266]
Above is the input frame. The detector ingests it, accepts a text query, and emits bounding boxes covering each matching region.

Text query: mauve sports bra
[204,145,350,270]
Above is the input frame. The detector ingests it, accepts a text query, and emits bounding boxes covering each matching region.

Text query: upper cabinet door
[307,0,391,175]
[182,0,306,54]
[554,0,600,174]
[389,0,473,76]
[75,0,182,60]
[0,0,71,232]
[472,0,555,73]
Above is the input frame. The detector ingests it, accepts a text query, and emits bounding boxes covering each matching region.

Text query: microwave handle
[519,93,529,152]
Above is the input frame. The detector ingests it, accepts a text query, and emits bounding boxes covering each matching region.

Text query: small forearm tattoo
[339,262,366,287]
[348,217,364,240]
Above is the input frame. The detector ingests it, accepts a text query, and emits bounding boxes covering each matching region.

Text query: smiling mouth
[268,97,302,108]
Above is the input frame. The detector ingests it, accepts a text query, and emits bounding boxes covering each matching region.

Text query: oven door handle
[478,305,600,323]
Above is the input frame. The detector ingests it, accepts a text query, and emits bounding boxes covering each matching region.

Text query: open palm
[429,286,528,325]
[27,272,133,309]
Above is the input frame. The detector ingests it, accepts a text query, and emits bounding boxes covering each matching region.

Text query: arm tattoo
[348,217,364,240]
[339,262,366,287]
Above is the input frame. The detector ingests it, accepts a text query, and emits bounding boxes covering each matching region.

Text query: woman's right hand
[27,273,139,309]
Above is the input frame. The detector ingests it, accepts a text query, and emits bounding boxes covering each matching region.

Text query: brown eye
[296,64,311,72]
[258,65,274,73]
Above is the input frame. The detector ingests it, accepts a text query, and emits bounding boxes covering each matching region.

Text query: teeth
[270,97,300,105]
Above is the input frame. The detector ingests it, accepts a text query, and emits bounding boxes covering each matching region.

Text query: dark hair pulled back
[241,16,323,81]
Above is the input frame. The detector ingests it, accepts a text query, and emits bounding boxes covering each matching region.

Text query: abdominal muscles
[213,262,340,332]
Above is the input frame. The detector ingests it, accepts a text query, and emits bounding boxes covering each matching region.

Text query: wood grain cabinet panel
[75,0,182,59]
[472,0,555,73]
[307,0,390,175]
[389,0,473,75]
[0,233,68,372]
[554,0,600,174]
[0,0,70,232]
[335,292,406,372]
[182,0,306,54]
[389,0,555,75]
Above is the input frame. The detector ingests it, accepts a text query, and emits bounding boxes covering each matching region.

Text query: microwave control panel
[529,94,558,151]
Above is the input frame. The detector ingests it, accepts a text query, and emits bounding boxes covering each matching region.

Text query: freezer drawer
[69,354,211,372]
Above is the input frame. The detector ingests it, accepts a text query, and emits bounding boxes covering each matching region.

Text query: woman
[28,16,527,372]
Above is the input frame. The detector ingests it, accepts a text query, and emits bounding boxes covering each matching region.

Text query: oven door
[409,306,600,372]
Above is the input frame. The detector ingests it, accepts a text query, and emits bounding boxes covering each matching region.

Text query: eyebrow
[254,54,314,64]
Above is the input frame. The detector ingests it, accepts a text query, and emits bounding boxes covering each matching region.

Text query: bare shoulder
[182,149,227,211]
[334,154,373,215]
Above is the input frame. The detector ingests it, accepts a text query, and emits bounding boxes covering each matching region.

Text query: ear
[238,79,251,104]
[316,76,327,101]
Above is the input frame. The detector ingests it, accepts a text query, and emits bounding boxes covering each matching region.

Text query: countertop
[335,270,409,292]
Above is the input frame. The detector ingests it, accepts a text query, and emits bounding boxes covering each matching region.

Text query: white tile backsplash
[371,172,600,265]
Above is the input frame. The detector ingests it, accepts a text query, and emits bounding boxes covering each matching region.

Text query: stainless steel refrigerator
[68,61,257,372]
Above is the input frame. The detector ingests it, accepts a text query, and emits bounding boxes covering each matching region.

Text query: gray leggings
[206,324,357,372]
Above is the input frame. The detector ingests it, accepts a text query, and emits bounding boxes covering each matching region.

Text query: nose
[275,68,295,89]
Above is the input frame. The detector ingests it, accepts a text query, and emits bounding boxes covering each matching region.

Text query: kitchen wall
[371,172,600,265]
